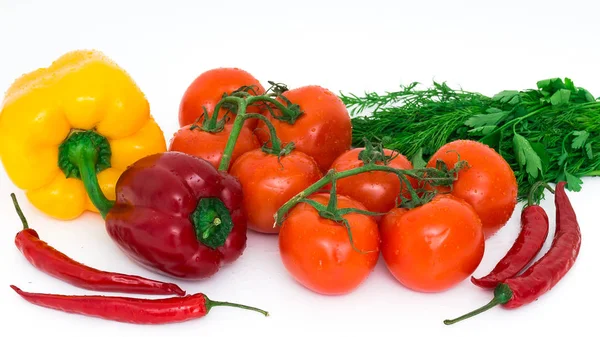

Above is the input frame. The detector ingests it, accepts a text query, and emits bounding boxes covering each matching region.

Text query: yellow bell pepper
[0,50,166,220]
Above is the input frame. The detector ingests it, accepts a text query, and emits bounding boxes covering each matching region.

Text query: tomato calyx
[298,176,384,254]
[258,81,303,125]
[189,106,229,133]
[357,138,398,165]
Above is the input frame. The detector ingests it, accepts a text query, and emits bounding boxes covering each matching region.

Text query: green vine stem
[242,113,288,155]
[216,87,302,171]
[274,163,462,227]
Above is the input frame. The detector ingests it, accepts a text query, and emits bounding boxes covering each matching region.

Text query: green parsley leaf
[558,150,569,167]
[565,78,576,92]
[530,142,551,173]
[513,133,543,178]
[411,148,427,169]
[564,170,583,192]
[571,130,589,149]
[492,90,520,104]
[537,78,565,93]
[468,125,497,135]
[550,89,571,106]
[586,142,594,159]
[464,110,510,128]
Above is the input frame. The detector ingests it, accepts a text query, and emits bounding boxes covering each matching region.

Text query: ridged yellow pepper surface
[0,50,166,220]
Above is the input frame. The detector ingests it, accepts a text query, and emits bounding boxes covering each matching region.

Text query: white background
[0,0,598,336]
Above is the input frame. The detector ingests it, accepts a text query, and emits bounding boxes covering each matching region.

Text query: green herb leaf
[513,133,543,178]
[530,142,551,173]
[564,170,583,192]
[411,148,427,169]
[537,78,565,93]
[565,78,576,92]
[492,90,520,104]
[558,150,569,167]
[480,127,502,149]
[582,89,596,102]
[571,130,589,149]
[550,89,571,106]
[586,142,593,159]
[464,110,510,128]
[468,125,497,135]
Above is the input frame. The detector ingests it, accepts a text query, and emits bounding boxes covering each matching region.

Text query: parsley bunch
[343,78,600,201]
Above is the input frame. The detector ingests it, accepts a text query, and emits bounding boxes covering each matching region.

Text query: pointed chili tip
[10,285,23,294]
[168,284,186,296]
[470,275,498,289]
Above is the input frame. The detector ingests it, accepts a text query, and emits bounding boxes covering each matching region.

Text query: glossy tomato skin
[168,123,260,170]
[330,148,417,215]
[255,85,352,172]
[426,140,518,239]
[229,149,322,234]
[179,68,265,129]
[380,194,485,292]
[279,193,380,295]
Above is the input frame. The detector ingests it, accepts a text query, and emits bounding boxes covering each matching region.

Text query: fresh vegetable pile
[0,49,585,326]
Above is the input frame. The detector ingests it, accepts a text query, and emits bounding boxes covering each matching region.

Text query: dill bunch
[342,78,600,201]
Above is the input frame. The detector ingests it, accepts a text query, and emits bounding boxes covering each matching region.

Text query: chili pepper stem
[527,181,555,207]
[10,193,29,229]
[204,296,269,317]
[443,283,513,325]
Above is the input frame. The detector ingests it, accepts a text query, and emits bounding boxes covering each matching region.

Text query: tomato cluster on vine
[170,67,519,296]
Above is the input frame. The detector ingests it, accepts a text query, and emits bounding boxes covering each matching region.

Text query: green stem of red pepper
[58,130,114,218]
[204,295,269,316]
[10,193,29,229]
[443,284,513,325]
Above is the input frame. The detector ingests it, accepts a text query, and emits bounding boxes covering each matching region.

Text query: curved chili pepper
[444,181,581,325]
[10,193,185,296]
[471,182,551,288]
[10,285,268,325]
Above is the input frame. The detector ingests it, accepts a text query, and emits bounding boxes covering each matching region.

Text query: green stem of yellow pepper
[58,130,114,218]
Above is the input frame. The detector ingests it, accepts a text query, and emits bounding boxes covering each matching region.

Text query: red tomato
[426,140,518,239]
[255,85,352,172]
[179,68,265,129]
[229,149,322,234]
[168,123,260,170]
[380,194,485,293]
[278,193,380,295]
[329,148,417,216]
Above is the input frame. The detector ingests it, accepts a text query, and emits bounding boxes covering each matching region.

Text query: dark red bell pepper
[104,151,247,279]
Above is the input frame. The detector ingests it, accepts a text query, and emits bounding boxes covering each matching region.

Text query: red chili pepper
[10,285,268,325]
[471,182,551,288]
[444,181,581,325]
[10,193,185,296]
